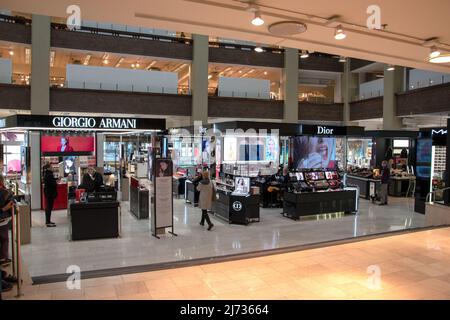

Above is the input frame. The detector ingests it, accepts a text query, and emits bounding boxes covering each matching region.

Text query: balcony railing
[353,90,383,102]
[51,21,193,45]
[56,81,191,95]
[408,75,450,90]
[0,13,31,25]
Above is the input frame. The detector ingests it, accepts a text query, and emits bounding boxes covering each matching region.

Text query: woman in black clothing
[43,163,57,227]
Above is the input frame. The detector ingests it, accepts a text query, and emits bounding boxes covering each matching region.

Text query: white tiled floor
[20,196,425,279]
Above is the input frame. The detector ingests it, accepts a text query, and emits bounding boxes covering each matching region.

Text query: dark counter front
[283,189,358,220]
[130,185,149,219]
[213,189,260,225]
[389,177,415,197]
[346,175,380,200]
[185,180,199,206]
[69,201,120,241]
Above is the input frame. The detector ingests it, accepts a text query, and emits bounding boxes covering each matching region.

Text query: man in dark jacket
[379,160,390,205]
[43,163,57,227]
[91,168,104,192]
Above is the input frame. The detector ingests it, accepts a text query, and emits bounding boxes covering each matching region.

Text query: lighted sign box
[0,115,166,131]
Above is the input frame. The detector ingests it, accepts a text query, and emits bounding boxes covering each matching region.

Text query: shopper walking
[197,170,215,231]
[0,174,13,266]
[379,160,390,206]
[43,163,57,227]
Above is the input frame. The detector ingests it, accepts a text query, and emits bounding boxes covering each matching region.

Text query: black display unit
[283,189,358,220]
[185,180,200,206]
[129,177,149,219]
[414,128,446,214]
[213,189,260,225]
[69,201,120,241]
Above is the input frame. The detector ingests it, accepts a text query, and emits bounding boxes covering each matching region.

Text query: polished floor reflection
[6,227,450,300]
[21,196,425,279]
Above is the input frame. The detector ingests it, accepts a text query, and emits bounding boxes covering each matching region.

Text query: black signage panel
[0,115,166,131]
[300,124,348,136]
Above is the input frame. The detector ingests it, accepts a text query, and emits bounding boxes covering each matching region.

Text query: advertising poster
[154,158,173,228]
[41,134,95,154]
[234,177,250,194]
[265,136,279,162]
[223,136,237,162]
[293,136,337,169]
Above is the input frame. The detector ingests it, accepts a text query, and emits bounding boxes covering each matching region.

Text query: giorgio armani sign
[52,117,137,129]
[0,115,165,131]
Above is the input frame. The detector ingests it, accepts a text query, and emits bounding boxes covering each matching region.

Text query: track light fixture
[300,50,309,58]
[251,10,264,26]
[254,46,264,53]
[429,46,441,59]
[334,25,346,40]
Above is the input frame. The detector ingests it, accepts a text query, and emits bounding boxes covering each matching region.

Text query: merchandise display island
[69,200,120,241]
[347,172,381,200]
[213,188,260,225]
[282,169,359,220]
[283,189,358,220]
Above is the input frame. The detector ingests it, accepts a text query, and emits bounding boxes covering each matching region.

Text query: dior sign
[317,126,334,135]
[52,117,137,129]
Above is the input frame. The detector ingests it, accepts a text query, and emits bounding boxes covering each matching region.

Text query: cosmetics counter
[346,168,381,200]
[214,175,260,225]
[282,169,358,220]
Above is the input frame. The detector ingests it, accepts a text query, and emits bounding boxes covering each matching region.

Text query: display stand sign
[151,158,177,239]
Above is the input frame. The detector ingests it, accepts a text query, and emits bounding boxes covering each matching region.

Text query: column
[383,65,404,130]
[282,48,299,123]
[191,34,209,125]
[30,131,41,210]
[30,15,51,115]
[341,59,359,125]
[96,133,105,168]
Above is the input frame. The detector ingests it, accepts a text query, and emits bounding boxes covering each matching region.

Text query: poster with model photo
[293,136,337,169]
[234,177,250,194]
[154,159,173,228]
[265,136,279,161]
[223,136,237,162]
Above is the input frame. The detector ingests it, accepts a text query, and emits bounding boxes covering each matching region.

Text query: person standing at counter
[91,168,104,192]
[79,169,95,193]
[379,160,390,206]
[197,170,215,231]
[43,163,57,227]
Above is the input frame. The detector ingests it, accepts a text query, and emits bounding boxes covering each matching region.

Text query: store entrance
[0,117,434,283]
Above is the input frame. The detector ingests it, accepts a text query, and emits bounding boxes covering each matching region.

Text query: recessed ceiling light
[429,54,450,64]
[300,50,309,58]
[254,46,263,53]
[238,70,243,74]
[334,25,346,40]
[102,59,109,65]
[251,10,264,26]
[8,49,14,56]
[429,46,441,59]
[264,71,268,75]
[208,74,212,79]
[387,65,395,71]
